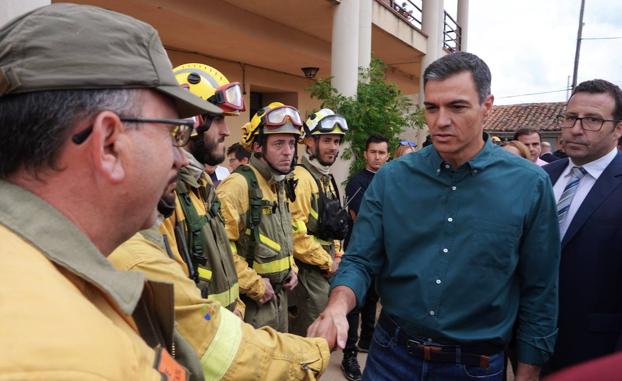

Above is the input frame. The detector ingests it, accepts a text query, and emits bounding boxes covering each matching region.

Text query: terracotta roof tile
[483,102,565,132]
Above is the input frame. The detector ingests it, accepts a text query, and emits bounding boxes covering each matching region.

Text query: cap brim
[157,85,223,118]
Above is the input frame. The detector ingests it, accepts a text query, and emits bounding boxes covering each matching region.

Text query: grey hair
[423,52,492,104]
[0,89,141,178]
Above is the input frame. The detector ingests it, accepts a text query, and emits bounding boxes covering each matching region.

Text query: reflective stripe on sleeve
[207,283,240,308]
[291,219,307,233]
[253,256,291,275]
[201,307,242,380]
[229,241,237,254]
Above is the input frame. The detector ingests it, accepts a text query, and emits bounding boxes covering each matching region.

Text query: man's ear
[252,141,262,153]
[89,111,127,184]
[482,94,494,117]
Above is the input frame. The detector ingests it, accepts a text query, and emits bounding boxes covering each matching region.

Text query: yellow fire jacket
[0,180,195,381]
[216,157,298,302]
[109,227,330,380]
[162,152,241,313]
[290,158,342,271]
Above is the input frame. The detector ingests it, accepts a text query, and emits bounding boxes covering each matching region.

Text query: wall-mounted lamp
[301,67,320,79]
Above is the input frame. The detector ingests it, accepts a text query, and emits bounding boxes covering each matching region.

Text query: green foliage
[306,58,425,177]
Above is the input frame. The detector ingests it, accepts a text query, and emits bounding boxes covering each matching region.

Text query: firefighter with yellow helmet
[288,108,350,336]
[217,102,301,332]
[109,65,330,379]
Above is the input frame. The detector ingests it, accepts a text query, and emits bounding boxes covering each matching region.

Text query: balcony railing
[443,11,462,52]
[379,0,423,30]
[375,0,463,52]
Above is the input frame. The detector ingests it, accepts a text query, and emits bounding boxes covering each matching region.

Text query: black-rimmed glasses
[71,117,195,147]
[556,114,619,132]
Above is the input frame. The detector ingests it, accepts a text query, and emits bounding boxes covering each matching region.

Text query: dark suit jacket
[544,153,622,371]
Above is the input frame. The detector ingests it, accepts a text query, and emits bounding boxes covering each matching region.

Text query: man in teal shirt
[308,52,560,381]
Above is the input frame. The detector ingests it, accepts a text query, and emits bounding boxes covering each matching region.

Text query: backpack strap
[234,165,271,268]
[175,180,208,273]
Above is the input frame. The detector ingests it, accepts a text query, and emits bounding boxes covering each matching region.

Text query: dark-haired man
[515,128,547,165]
[309,52,560,381]
[340,133,389,381]
[227,142,252,172]
[544,79,622,373]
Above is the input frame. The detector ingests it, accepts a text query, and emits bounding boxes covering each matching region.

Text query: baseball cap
[0,3,222,118]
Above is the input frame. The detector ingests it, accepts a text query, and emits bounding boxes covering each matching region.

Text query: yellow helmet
[303,108,348,139]
[240,102,302,149]
[173,63,245,115]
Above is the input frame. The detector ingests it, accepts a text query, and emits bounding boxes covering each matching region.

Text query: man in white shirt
[543,79,622,373]
[514,128,548,166]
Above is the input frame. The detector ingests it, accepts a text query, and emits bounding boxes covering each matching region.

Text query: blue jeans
[362,322,505,381]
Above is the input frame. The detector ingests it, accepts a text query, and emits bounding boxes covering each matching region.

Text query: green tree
[306,58,425,177]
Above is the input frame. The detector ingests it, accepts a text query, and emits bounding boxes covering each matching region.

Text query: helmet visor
[264,106,303,128]
[214,82,245,112]
[316,114,348,133]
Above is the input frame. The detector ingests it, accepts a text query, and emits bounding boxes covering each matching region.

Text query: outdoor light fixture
[301,67,320,79]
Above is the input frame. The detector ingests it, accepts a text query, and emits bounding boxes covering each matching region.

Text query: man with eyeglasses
[217,102,301,332]
[0,4,223,379]
[543,79,622,374]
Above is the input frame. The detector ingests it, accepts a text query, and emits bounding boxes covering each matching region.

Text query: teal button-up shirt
[333,139,560,365]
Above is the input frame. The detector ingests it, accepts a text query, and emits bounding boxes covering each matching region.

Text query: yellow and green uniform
[289,154,342,335]
[161,153,240,313]
[217,154,297,332]
[0,180,202,381]
[110,226,329,380]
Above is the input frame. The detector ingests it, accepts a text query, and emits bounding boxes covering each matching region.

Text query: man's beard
[315,145,337,166]
[190,137,225,166]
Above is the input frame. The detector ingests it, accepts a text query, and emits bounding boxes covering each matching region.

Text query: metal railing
[381,0,423,30]
[443,11,462,52]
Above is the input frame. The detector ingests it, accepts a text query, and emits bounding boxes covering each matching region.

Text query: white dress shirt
[553,148,618,238]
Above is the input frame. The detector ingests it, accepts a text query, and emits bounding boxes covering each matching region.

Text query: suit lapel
[562,153,622,248]
[545,158,568,184]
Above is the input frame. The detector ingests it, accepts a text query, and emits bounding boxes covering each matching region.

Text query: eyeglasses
[71,117,194,147]
[399,140,417,148]
[556,114,619,132]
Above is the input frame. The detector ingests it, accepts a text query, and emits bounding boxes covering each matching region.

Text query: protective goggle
[209,82,245,112]
[310,114,349,134]
[262,106,303,128]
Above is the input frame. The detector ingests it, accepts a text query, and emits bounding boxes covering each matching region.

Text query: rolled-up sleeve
[515,174,561,364]
[332,168,387,307]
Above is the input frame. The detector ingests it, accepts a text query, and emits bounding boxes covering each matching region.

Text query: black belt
[377,312,503,369]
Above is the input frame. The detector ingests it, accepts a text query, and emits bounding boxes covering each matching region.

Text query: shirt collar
[566,147,618,180]
[0,180,144,315]
[428,133,495,174]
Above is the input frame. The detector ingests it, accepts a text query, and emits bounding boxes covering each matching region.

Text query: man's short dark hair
[423,52,492,104]
[513,128,541,141]
[226,143,251,161]
[572,79,622,122]
[0,89,140,178]
[365,134,389,151]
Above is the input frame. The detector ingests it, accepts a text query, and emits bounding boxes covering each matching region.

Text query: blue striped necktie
[557,166,587,228]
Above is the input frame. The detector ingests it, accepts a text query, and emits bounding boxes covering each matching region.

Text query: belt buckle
[406,339,442,361]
